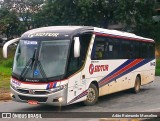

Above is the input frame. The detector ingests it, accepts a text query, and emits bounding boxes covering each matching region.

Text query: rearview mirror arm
[3,38,20,58]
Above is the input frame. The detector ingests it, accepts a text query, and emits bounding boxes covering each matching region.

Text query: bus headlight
[49,84,67,93]
[11,83,17,90]
[58,97,63,102]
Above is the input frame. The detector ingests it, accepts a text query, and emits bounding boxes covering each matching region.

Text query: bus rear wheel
[133,76,141,93]
[84,84,98,106]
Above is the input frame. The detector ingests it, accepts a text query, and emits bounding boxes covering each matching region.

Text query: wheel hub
[87,88,96,102]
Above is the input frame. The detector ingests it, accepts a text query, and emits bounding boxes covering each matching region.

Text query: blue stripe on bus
[68,90,88,104]
[100,59,134,83]
[46,84,50,90]
[53,82,57,88]
[46,82,57,89]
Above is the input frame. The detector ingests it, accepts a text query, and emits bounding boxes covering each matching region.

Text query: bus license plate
[27,100,38,105]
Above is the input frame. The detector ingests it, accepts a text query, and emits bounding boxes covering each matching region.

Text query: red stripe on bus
[94,32,154,43]
[49,82,54,89]
[11,78,64,85]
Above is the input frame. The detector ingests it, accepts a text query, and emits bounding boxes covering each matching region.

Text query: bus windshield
[13,40,70,80]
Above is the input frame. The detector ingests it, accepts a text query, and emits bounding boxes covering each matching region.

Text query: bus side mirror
[3,38,20,58]
[74,37,80,58]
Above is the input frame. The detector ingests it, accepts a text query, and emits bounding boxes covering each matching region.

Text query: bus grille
[17,89,50,95]
[18,95,47,102]
[17,89,29,94]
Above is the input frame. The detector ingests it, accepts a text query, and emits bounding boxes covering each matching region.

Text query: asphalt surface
[0,77,160,121]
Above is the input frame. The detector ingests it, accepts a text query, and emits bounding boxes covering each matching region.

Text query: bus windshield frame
[12,39,71,82]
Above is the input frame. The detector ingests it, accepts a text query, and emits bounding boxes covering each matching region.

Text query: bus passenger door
[67,34,92,104]
[66,56,86,104]
[67,73,80,103]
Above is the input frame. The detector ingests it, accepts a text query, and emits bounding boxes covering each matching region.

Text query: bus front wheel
[133,76,141,93]
[84,84,98,106]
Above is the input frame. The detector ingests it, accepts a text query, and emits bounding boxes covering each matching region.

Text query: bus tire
[83,84,98,106]
[133,76,141,94]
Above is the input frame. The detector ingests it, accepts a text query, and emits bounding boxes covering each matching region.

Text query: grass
[0,47,15,91]
[156,58,160,76]
[0,74,11,90]
[0,65,12,90]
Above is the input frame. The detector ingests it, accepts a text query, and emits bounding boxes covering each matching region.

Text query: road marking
[145,107,160,112]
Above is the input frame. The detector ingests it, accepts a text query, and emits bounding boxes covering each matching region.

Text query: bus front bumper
[10,86,68,106]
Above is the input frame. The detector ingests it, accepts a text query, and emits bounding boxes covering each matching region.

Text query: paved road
[0,77,160,117]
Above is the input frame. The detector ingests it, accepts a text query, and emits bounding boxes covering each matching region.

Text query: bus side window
[140,43,148,58]
[91,36,106,60]
[107,38,120,59]
[132,41,140,59]
[121,40,131,59]
[92,36,122,60]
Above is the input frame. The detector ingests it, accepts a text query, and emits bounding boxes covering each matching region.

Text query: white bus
[3,26,155,106]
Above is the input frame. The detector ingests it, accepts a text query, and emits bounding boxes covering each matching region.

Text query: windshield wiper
[19,48,37,80]
[36,61,47,79]
[19,48,48,81]
[31,49,47,79]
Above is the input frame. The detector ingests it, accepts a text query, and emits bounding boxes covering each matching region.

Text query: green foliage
[0,48,14,79]
[156,58,160,69]
[156,58,160,76]
[0,0,160,43]
[1,58,13,68]
[0,65,12,76]
[33,0,116,27]
[0,0,44,38]
[114,0,154,29]
[0,47,15,68]
[114,0,135,26]
[0,8,21,38]
[0,65,11,90]
[156,69,160,76]
[135,23,160,42]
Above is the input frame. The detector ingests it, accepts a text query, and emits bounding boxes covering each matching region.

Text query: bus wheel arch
[83,81,99,106]
[91,81,99,94]
[137,74,141,85]
[133,74,141,94]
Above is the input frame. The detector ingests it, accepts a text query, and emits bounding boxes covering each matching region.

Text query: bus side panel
[82,59,136,96]
[87,59,155,97]
[139,70,154,85]
[99,73,135,96]
[132,59,155,85]
[67,72,87,105]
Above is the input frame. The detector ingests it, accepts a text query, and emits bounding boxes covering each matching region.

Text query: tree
[114,0,155,32]
[33,0,119,28]
[1,0,159,42]
[0,7,21,39]
[0,0,44,38]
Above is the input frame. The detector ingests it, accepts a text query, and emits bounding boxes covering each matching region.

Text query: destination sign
[28,33,59,38]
